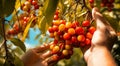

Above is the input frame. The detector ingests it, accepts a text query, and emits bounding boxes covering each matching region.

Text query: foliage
[0,0,120,66]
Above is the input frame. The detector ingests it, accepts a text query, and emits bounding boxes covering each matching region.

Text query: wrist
[84,45,111,62]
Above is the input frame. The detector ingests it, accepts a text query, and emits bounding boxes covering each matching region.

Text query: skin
[21,7,117,66]
[21,44,57,66]
[83,7,117,66]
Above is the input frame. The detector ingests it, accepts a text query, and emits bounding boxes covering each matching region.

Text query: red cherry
[53,20,60,26]
[75,27,84,35]
[53,25,58,32]
[89,0,94,3]
[62,49,69,56]
[86,32,93,39]
[60,20,66,24]
[77,35,85,42]
[88,26,96,34]
[82,20,90,27]
[68,28,75,35]
[71,36,77,43]
[63,33,71,40]
[8,29,15,35]
[85,38,91,45]
[13,23,20,32]
[52,46,60,54]
[54,15,59,20]
[32,0,37,5]
[55,10,59,15]
[71,21,80,28]
[59,24,65,31]
[48,27,54,33]
[34,4,39,9]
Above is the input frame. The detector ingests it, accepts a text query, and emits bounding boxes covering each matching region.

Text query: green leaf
[14,55,24,66]
[10,38,26,52]
[0,0,16,17]
[38,0,59,34]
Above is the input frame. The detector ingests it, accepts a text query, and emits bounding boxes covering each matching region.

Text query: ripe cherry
[89,0,94,3]
[48,27,54,33]
[60,20,66,24]
[75,27,84,35]
[82,20,90,27]
[85,38,91,45]
[68,28,75,35]
[88,26,96,34]
[54,15,59,20]
[65,22,72,28]
[71,36,77,43]
[62,49,69,56]
[77,35,85,42]
[63,33,71,40]
[52,25,58,32]
[86,32,93,39]
[32,0,37,5]
[52,46,60,54]
[59,24,66,31]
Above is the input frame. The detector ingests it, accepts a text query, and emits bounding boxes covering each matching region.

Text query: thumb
[92,7,110,31]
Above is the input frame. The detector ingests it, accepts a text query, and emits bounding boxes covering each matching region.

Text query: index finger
[33,43,50,53]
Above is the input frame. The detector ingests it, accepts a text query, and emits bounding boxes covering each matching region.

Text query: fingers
[33,44,50,53]
[92,7,110,31]
[41,51,52,59]
[92,7,116,36]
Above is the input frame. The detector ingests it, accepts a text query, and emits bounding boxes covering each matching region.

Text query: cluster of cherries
[89,0,115,11]
[7,0,39,35]
[48,10,96,61]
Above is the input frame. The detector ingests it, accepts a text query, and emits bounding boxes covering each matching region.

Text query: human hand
[83,7,117,62]
[21,44,58,66]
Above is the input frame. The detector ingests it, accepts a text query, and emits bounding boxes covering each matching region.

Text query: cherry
[77,35,85,42]
[62,49,69,56]
[8,29,15,35]
[89,0,94,3]
[24,1,31,8]
[48,27,54,33]
[53,20,60,26]
[54,15,59,20]
[34,4,39,9]
[68,28,75,35]
[60,20,66,24]
[52,25,58,32]
[88,26,96,34]
[82,20,90,27]
[71,21,79,28]
[75,27,84,35]
[32,0,37,5]
[52,46,60,54]
[22,5,29,11]
[55,10,59,15]
[65,22,72,28]
[59,24,66,31]
[86,32,93,39]
[65,44,71,50]
[85,38,91,45]
[63,33,71,40]
[71,36,77,43]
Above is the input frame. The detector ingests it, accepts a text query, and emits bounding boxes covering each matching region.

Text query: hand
[21,44,57,66]
[83,7,117,62]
